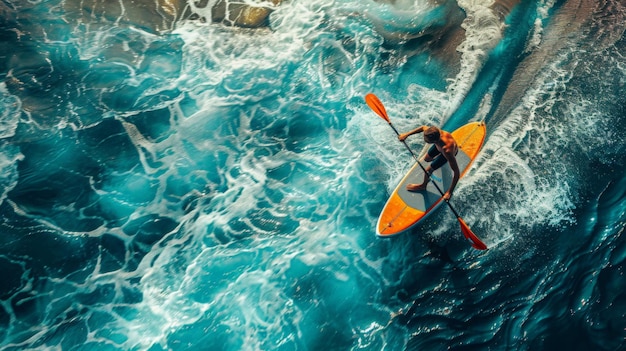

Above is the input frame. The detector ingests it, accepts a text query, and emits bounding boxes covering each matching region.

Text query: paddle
[365,93,487,250]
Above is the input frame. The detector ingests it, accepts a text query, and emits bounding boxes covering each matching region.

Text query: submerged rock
[207,0,283,28]
[491,0,522,21]
[63,0,190,33]
[62,0,283,33]
[368,0,522,79]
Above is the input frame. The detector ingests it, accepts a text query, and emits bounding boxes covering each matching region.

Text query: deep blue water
[1,0,625,350]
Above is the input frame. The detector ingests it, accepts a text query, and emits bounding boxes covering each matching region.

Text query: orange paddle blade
[458,218,488,250]
[365,94,390,122]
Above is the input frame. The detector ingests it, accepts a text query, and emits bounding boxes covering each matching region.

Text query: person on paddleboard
[398,126,460,200]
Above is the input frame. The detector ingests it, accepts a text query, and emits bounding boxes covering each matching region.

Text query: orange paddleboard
[377,122,486,237]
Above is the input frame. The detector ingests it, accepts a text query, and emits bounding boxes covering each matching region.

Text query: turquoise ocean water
[1,0,625,349]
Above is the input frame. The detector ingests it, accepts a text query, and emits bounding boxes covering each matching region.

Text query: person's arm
[398,125,427,141]
[443,152,460,201]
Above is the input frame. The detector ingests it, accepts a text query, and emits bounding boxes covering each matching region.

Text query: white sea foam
[443,0,504,114]
[525,0,557,53]
[87,5,395,347]
[0,84,24,207]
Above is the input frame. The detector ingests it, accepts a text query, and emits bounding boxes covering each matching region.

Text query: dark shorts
[426,145,454,171]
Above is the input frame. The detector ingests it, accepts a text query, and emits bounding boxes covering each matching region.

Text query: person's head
[423,126,440,144]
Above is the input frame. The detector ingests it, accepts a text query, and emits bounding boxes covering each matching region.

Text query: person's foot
[406,182,428,192]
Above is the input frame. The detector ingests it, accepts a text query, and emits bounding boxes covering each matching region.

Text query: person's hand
[443,191,452,201]
[398,133,408,141]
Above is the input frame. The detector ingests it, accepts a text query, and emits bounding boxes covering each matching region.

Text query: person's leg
[406,165,433,191]
[407,145,439,191]
[428,153,449,172]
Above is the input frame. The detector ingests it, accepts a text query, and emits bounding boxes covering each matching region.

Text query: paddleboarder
[398,126,460,200]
